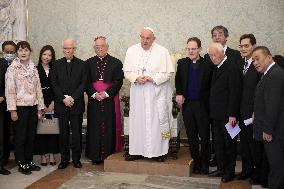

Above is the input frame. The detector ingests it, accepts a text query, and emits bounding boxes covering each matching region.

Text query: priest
[85,36,124,164]
[123,27,175,162]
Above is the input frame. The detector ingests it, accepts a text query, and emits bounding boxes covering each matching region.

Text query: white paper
[225,123,241,139]
[44,111,54,115]
[244,118,253,126]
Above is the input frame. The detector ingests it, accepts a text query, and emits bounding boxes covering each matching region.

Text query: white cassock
[123,42,175,158]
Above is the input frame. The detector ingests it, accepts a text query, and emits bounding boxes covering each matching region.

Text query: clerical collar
[96,54,108,61]
[264,62,275,75]
[223,45,228,54]
[65,56,74,63]
[191,56,200,63]
[217,55,227,68]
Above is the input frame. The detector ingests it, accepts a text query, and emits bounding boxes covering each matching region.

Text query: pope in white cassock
[123,27,175,162]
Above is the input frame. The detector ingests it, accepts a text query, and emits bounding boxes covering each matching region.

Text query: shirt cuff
[91,92,97,98]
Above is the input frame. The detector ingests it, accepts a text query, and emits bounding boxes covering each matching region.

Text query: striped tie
[243,61,249,75]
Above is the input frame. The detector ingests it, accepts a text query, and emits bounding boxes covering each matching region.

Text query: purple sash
[92,81,122,151]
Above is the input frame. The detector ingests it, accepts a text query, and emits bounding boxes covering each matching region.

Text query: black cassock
[85,54,124,161]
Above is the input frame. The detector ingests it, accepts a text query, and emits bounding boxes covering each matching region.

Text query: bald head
[140,28,155,50]
[62,38,76,60]
[208,43,225,65]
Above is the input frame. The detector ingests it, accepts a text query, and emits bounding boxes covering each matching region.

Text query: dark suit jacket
[85,54,124,98]
[51,56,86,115]
[175,56,213,111]
[273,55,284,70]
[239,59,261,120]
[37,64,54,107]
[209,57,241,120]
[205,46,241,66]
[0,58,9,111]
[254,63,284,141]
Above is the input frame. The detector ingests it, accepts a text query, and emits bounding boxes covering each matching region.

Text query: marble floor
[0,151,264,189]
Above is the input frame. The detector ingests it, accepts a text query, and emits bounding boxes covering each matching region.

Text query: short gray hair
[208,42,224,53]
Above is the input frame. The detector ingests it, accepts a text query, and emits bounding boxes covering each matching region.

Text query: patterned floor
[59,172,219,189]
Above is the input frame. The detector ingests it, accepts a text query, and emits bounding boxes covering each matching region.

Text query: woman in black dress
[34,45,59,166]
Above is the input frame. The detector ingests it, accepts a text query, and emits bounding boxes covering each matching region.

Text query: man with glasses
[85,36,123,165]
[237,34,268,187]
[175,37,213,174]
[51,38,86,169]
[123,27,174,162]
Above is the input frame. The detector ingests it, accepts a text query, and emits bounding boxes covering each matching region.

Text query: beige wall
[28,0,284,60]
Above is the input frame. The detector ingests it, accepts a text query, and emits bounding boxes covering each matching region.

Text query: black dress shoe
[58,161,70,169]
[261,182,268,188]
[249,178,261,185]
[124,154,143,161]
[221,175,234,183]
[0,166,11,175]
[73,161,82,168]
[18,162,32,175]
[92,160,103,165]
[209,157,217,167]
[208,169,223,177]
[193,160,200,174]
[155,155,165,162]
[236,172,251,180]
[200,167,209,175]
[2,159,9,165]
[193,166,200,174]
[29,162,41,171]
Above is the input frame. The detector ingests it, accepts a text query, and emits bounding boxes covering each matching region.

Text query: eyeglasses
[239,44,251,49]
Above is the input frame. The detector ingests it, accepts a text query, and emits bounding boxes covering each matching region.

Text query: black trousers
[0,107,4,165]
[3,111,11,161]
[182,101,210,167]
[14,106,38,163]
[58,113,82,162]
[239,122,264,175]
[265,140,284,189]
[212,119,237,176]
[0,108,10,165]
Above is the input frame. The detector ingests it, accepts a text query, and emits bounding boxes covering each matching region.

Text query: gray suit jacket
[254,63,284,141]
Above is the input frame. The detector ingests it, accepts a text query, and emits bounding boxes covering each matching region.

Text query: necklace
[139,46,152,75]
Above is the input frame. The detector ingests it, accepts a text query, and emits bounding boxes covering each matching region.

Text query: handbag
[37,114,60,134]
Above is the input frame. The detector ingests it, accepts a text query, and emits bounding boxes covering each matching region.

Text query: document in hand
[44,111,54,115]
[225,122,241,139]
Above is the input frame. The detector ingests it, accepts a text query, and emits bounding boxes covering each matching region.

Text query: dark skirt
[34,134,59,155]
